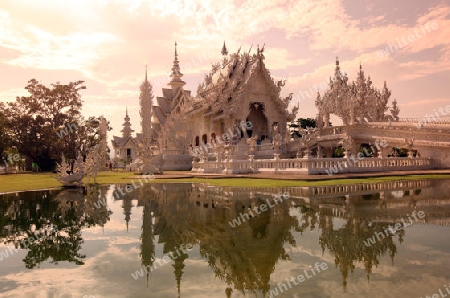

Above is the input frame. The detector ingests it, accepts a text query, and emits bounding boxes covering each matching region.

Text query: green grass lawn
[0,172,136,193]
[162,174,450,187]
[0,171,449,193]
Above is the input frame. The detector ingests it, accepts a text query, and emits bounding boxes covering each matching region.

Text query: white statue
[85,144,103,184]
[55,153,85,187]
[273,127,283,152]
[405,136,415,158]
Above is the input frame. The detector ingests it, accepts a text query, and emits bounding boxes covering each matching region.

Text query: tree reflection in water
[0,186,112,269]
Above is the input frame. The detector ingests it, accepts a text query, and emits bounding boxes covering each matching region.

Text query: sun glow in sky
[0,0,449,140]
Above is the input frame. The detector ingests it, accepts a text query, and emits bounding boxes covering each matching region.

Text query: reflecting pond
[1,179,450,297]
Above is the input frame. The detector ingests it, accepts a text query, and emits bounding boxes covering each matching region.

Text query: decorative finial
[168,41,186,89]
[145,64,148,81]
[175,42,178,60]
[257,44,265,59]
[334,57,342,79]
[126,106,128,116]
[221,41,228,56]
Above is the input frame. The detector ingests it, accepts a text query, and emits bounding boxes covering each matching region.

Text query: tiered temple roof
[194,44,296,122]
[152,42,192,142]
[112,108,137,148]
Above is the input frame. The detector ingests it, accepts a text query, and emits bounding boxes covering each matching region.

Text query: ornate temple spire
[168,42,186,89]
[221,41,228,56]
[140,66,153,138]
[315,91,322,106]
[334,57,342,79]
[121,107,134,137]
[359,63,364,79]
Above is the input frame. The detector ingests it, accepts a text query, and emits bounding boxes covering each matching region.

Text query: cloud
[401,97,450,107]
[264,47,309,69]
[277,0,450,57]
[0,10,119,75]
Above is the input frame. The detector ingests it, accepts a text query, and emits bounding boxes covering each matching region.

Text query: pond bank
[1,169,450,194]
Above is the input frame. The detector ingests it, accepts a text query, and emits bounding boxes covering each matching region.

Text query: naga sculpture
[55,153,85,187]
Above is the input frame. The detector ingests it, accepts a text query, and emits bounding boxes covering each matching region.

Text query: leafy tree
[0,103,9,157]
[3,79,110,171]
[289,118,317,138]
[333,146,345,158]
[388,147,408,157]
[359,143,373,157]
[76,116,112,162]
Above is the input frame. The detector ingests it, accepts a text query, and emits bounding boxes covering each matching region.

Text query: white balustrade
[192,156,435,174]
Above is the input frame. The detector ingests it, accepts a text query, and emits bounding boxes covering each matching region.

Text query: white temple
[111,42,450,174]
[111,108,139,165]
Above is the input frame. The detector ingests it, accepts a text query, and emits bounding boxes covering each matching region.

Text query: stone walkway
[152,169,450,181]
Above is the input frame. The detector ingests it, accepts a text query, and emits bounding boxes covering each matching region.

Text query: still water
[1,179,450,298]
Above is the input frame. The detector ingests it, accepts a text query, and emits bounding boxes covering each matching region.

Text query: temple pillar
[303,146,312,159]
[324,113,330,128]
[350,109,355,125]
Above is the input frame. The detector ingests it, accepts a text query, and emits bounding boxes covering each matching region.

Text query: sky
[0,0,449,143]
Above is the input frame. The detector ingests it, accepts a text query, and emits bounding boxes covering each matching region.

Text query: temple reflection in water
[1,179,450,296]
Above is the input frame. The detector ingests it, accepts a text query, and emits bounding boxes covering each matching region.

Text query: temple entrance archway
[246,102,269,142]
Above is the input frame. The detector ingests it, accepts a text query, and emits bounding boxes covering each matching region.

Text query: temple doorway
[246,102,269,142]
